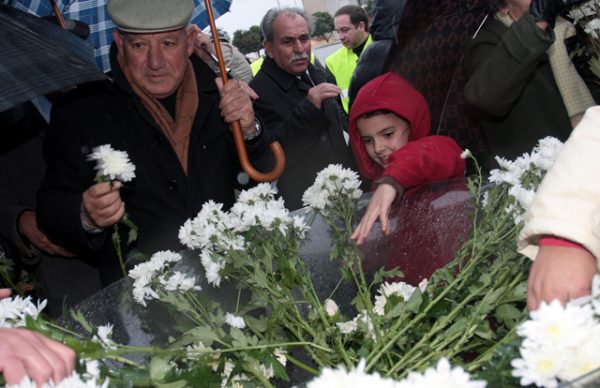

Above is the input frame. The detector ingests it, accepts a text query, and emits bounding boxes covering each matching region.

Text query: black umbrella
[0,4,107,113]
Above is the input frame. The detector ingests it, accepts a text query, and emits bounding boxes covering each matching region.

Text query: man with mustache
[249,8,358,210]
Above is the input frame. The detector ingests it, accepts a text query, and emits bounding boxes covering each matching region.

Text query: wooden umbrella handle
[203,0,286,182]
[49,0,66,29]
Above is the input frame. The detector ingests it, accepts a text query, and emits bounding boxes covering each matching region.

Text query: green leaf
[495,303,525,329]
[69,309,94,334]
[150,356,173,381]
[230,327,248,347]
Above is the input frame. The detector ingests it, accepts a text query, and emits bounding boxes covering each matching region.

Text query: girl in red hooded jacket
[349,71,466,245]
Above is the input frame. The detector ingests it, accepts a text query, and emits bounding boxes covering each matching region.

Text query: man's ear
[185,26,195,57]
[264,41,273,58]
[358,21,366,33]
[112,30,126,60]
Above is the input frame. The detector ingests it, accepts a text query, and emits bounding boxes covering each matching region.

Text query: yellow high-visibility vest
[325,35,373,113]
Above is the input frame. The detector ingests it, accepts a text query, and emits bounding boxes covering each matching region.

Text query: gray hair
[260,7,314,43]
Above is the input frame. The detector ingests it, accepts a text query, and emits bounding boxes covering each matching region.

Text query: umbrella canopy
[9,0,233,73]
[0,4,107,113]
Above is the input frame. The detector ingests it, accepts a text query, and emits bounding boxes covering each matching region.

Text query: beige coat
[518,106,600,266]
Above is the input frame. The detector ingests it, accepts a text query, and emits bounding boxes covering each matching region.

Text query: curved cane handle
[230,121,286,182]
[203,0,286,182]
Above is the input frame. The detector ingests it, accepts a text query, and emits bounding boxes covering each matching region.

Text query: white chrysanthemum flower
[8,372,110,388]
[508,184,535,211]
[336,313,375,338]
[82,359,102,380]
[336,319,358,334]
[324,299,339,317]
[87,144,136,182]
[200,250,225,287]
[398,358,486,388]
[517,300,597,350]
[180,201,232,250]
[307,359,398,388]
[129,250,182,306]
[511,346,563,388]
[302,164,362,211]
[159,271,201,293]
[558,327,600,381]
[585,17,600,38]
[530,137,563,171]
[373,281,416,316]
[460,149,472,159]
[225,313,246,329]
[92,324,117,350]
[568,2,598,24]
[0,295,46,328]
[481,191,490,208]
[236,183,277,205]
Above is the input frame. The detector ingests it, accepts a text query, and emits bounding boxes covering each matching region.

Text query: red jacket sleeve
[382,136,465,189]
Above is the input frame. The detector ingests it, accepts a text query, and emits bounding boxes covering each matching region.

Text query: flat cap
[108,0,194,34]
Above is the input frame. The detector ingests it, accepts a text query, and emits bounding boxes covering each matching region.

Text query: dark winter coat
[464,14,573,166]
[37,50,268,284]
[249,56,357,210]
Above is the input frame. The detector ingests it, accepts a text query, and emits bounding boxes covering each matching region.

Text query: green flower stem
[385,283,487,376]
[112,223,127,278]
[465,325,520,372]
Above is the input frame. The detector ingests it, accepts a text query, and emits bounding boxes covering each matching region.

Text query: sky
[214,0,304,38]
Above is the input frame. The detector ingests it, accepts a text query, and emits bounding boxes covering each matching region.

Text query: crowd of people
[1,0,599,384]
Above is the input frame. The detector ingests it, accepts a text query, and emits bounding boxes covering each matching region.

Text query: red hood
[349,71,431,180]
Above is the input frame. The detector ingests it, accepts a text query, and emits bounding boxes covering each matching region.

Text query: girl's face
[357,113,410,168]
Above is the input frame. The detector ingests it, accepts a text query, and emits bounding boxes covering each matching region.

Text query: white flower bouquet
[8,137,600,387]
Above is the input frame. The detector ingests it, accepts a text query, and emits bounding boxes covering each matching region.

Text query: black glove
[529,0,588,27]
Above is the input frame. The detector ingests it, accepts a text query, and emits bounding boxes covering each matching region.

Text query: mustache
[289,53,309,63]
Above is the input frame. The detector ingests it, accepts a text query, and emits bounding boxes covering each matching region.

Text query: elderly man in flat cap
[37,0,268,285]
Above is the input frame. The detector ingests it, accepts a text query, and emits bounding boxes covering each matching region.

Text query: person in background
[349,72,465,245]
[519,106,600,310]
[37,0,267,285]
[463,0,594,170]
[249,7,357,210]
[193,27,254,83]
[0,288,76,386]
[326,5,373,113]
[0,101,102,318]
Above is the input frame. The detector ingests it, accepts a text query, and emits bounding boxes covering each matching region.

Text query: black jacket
[37,50,267,284]
[249,56,357,210]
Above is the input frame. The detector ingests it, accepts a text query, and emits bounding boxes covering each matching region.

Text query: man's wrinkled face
[334,14,366,49]
[113,28,194,99]
[265,13,311,76]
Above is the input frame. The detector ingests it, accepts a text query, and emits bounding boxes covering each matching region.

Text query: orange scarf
[118,55,199,175]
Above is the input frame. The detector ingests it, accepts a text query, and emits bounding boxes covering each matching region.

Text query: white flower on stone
[585,17,600,38]
[225,313,246,329]
[324,299,339,317]
[159,271,201,293]
[87,144,136,182]
[460,149,472,159]
[128,250,182,306]
[307,359,398,387]
[92,324,117,350]
[398,358,486,388]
